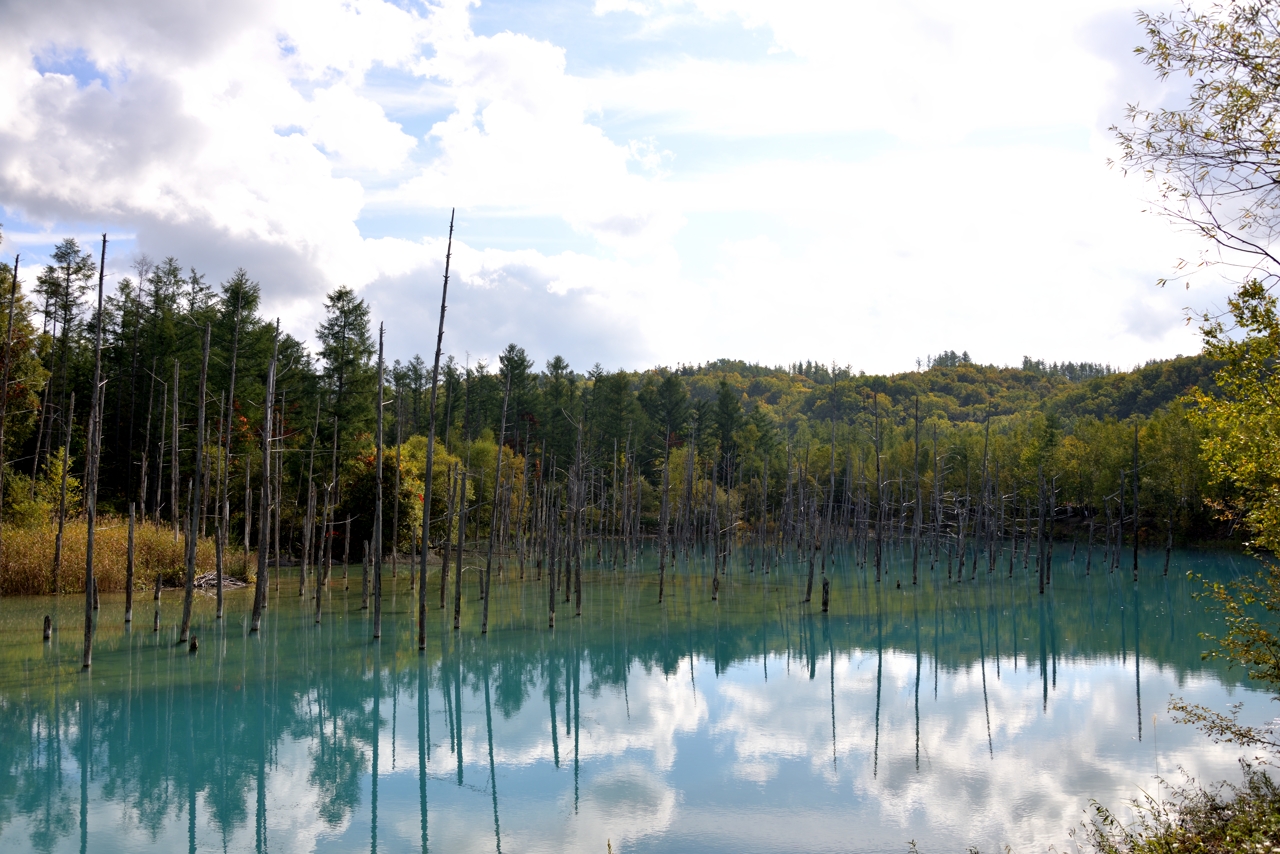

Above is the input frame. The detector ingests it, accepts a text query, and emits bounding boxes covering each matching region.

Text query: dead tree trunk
[171,358,180,542]
[481,369,511,634]
[53,391,74,593]
[82,234,107,669]
[373,324,385,640]
[249,326,279,634]
[419,209,454,649]
[125,503,135,623]
[179,323,210,644]
[0,253,19,568]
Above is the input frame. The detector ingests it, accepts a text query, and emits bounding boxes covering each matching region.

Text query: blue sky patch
[33,47,111,90]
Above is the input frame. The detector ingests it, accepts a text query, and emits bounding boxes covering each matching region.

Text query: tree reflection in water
[0,547,1270,853]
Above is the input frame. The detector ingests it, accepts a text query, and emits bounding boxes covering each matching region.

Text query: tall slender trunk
[139,357,156,517]
[481,369,511,634]
[214,391,226,618]
[301,397,320,596]
[171,359,180,541]
[179,324,210,643]
[82,234,107,669]
[439,463,456,610]
[249,325,280,633]
[392,398,402,581]
[155,374,166,525]
[657,423,672,604]
[0,252,20,567]
[1132,422,1140,583]
[125,504,135,622]
[873,396,882,583]
[272,390,283,592]
[573,420,584,616]
[221,296,241,605]
[373,325,385,639]
[453,468,468,631]
[912,397,922,585]
[419,209,454,649]
[53,392,74,593]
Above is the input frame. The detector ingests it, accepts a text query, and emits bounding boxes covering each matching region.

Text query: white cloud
[0,0,1231,371]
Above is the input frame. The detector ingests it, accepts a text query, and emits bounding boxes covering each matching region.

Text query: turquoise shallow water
[0,546,1270,853]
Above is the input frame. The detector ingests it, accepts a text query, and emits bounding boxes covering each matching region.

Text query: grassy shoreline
[0,518,240,596]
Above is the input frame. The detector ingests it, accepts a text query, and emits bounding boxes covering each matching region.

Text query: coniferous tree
[316,286,375,462]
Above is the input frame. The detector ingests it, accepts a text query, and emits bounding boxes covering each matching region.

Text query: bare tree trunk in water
[53,392,74,593]
[419,209,454,649]
[0,253,19,569]
[440,463,456,610]
[125,503,135,622]
[453,468,468,631]
[171,359,180,542]
[249,325,279,634]
[373,325,385,640]
[481,369,511,634]
[179,324,210,644]
[82,234,107,669]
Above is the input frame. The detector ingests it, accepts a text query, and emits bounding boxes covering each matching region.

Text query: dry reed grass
[0,517,248,595]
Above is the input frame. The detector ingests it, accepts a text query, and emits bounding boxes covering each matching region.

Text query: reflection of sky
[6,654,1268,853]
[0,552,1272,853]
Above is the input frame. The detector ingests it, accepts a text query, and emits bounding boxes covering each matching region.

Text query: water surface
[0,547,1270,853]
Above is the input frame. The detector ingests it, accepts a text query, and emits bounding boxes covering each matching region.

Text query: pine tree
[316,286,375,461]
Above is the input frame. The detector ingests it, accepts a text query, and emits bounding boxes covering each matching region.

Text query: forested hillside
[0,237,1237,594]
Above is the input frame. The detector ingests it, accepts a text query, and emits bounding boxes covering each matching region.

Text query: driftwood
[194,571,245,590]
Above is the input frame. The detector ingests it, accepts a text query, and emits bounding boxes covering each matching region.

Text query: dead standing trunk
[82,234,107,669]
[0,253,19,569]
[125,503,135,622]
[139,357,156,517]
[439,463,457,610]
[361,541,370,610]
[657,423,672,605]
[453,467,468,631]
[171,359,180,542]
[214,391,226,619]
[373,325,385,640]
[1132,422,1140,583]
[53,392,74,593]
[573,420,584,617]
[419,209,454,650]
[219,296,241,616]
[301,398,320,596]
[392,401,401,582]
[249,325,280,634]
[179,324,210,644]
[272,393,283,594]
[481,369,511,634]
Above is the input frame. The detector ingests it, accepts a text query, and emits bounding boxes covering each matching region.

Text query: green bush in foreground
[1086,763,1280,853]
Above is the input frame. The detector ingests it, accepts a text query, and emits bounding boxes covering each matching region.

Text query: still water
[0,547,1270,853]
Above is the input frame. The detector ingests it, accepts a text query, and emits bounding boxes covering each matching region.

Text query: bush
[3,448,80,528]
[1087,764,1280,853]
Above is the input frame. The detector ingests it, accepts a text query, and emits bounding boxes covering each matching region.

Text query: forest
[0,233,1239,599]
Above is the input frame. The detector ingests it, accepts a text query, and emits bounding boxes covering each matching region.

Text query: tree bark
[481,369,511,634]
[179,323,210,643]
[82,235,106,669]
[419,209,454,649]
[249,325,279,633]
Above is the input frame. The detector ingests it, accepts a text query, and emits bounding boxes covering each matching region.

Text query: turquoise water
[0,547,1270,853]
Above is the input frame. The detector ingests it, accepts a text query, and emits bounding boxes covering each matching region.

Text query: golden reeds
[0,517,246,595]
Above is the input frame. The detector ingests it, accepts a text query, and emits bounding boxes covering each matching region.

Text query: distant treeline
[0,237,1237,591]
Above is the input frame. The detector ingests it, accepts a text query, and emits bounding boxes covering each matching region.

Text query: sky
[0,0,1229,375]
